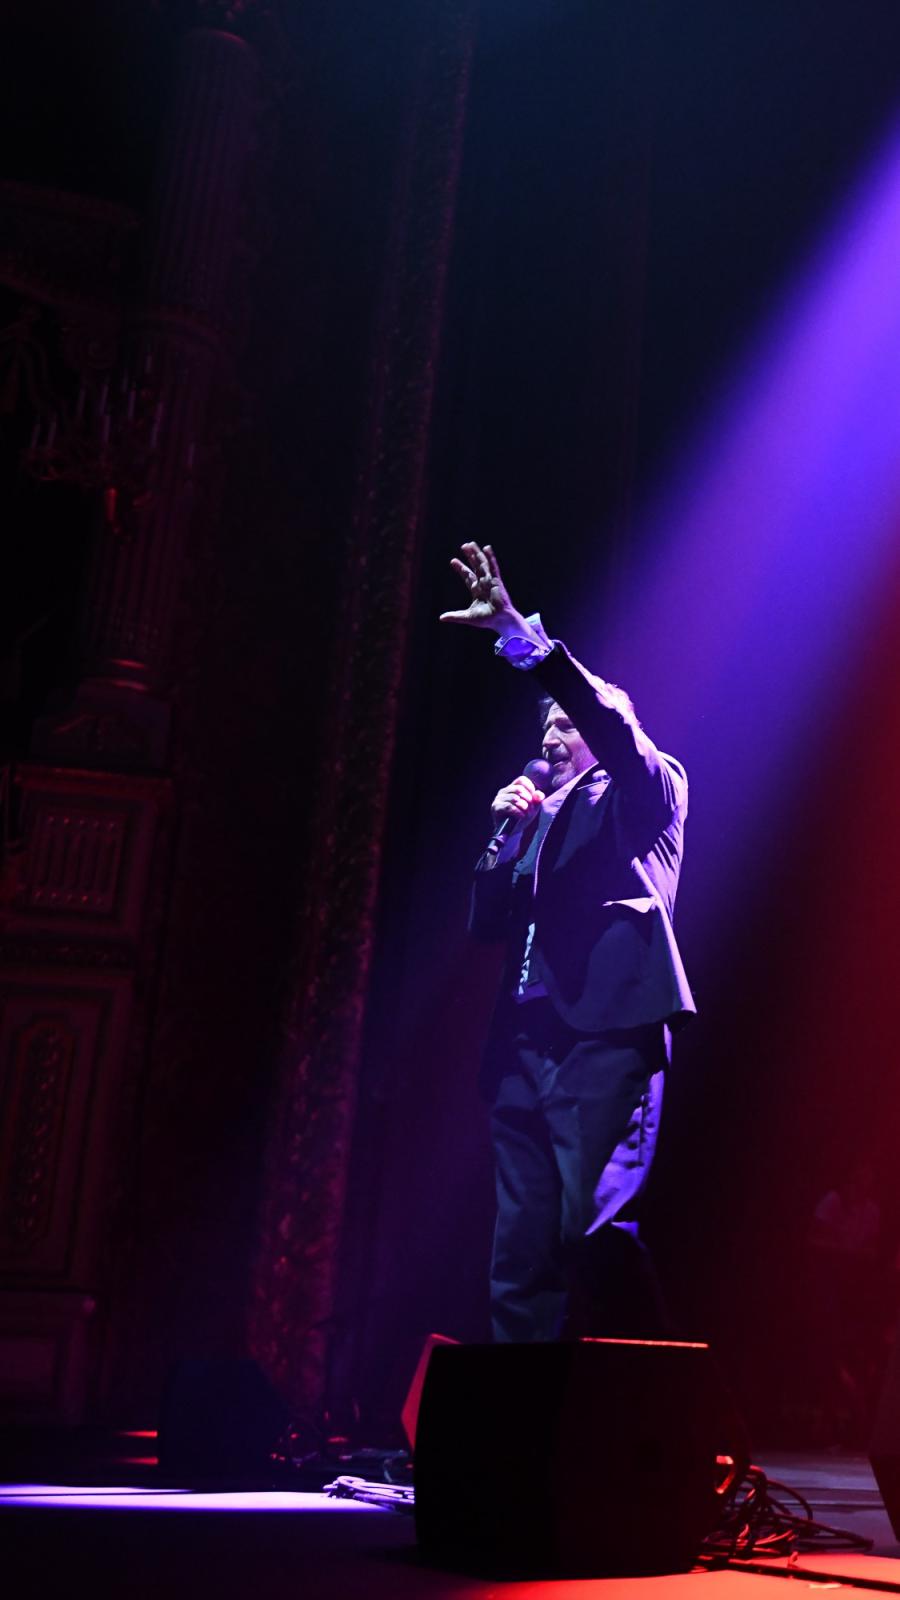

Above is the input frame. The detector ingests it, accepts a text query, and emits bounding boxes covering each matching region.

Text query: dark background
[4,0,900,1441]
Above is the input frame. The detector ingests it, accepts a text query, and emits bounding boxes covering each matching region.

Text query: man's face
[541,704,595,790]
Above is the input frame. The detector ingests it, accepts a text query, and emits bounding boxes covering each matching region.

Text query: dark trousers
[489,1002,669,1342]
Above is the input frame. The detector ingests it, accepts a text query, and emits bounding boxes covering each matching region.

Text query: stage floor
[2,1453,898,1599]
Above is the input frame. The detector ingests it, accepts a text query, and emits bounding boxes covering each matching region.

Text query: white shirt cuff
[493,613,553,670]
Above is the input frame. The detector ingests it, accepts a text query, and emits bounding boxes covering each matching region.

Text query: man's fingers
[450,555,476,586]
[492,769,546,829]
[484,543,501,579]
[493,782,544,823]
[505,777,543,808]
[462,540,491,582]
[445,542,506,625]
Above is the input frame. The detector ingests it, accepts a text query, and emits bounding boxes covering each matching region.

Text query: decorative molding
[3,1019,74,1252]
[25,812,125,917]
[0,941,134,972]
[0,972,133,1284]
[71,26,260,715]
[0,181,139,314]
[1,764,172,943]
[0,1289,96,1424]
[31,692,172,772]
[152,2,287,52]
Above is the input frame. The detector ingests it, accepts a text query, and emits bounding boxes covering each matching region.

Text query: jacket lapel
[534,765,609,894]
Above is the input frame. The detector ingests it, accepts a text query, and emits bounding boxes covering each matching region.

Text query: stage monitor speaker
[414,1339,739,1577]
[401,1333,458,1451]
[870,1322,900,1537]
[157,1358,289,1485]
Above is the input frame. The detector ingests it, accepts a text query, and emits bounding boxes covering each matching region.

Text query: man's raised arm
[440,541,682,829]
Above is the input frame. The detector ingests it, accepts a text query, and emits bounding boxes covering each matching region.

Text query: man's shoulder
[660,750,688,790]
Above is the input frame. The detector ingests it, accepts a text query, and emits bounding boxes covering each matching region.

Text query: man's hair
[539,670,639,732]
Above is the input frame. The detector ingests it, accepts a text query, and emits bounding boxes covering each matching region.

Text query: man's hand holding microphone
[484,758,551,862]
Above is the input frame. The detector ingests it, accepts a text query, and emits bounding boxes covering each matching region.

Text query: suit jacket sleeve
[529,642,682,841]
[469,853,518,942]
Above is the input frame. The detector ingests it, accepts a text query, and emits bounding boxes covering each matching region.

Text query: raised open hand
[439,541,516,630]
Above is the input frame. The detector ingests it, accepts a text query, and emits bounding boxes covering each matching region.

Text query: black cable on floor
[701,1463,874,1566]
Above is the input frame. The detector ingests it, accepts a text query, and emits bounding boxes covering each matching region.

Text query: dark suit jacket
[471,643,696,1048]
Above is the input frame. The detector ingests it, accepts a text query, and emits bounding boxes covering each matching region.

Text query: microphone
[484,757,553,859]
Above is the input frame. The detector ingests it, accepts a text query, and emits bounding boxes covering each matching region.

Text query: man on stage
[441,541,695,1342]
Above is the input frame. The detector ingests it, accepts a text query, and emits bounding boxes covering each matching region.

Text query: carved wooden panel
[2,764,169,945]
[0,1289,96,1424]
[27,808,124,916]
[0,972,133,1285]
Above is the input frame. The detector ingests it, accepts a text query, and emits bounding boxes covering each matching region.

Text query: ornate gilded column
[35,26,259,769]
[250,0,480,1417]
[0,19,262,1425]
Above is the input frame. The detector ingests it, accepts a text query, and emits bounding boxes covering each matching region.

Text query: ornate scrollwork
[3,1021,74,1252]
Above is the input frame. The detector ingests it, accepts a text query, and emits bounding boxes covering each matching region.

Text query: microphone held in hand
[484,757,552,859]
